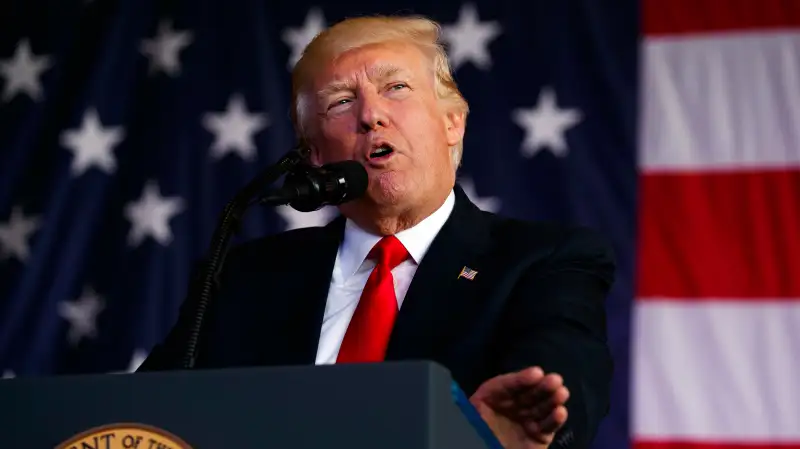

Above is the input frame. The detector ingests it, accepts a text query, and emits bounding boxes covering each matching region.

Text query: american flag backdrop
[1,1,798,448]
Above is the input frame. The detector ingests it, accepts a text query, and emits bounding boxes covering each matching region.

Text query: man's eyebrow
[317,79,356,99]
[371,64,405,81]
[316,64,410,99]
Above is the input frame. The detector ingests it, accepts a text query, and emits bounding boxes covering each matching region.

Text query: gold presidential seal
[55,423,193,449]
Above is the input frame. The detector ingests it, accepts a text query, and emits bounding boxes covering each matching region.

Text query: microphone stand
[181,147,308,369]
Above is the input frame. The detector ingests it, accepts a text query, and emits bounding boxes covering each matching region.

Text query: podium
[0,360,503,449]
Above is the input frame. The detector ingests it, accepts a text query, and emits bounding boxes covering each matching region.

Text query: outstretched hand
[469,367,569,449]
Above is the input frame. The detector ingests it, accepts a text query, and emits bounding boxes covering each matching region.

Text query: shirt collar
[335,189,456,282]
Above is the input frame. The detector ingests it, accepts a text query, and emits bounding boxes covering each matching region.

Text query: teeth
[371,145,393,158]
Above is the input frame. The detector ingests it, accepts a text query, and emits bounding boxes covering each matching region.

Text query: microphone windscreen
[330,160,368,198]
[281,159,369,212]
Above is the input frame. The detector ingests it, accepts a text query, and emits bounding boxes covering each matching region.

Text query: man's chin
[340,185,411,215]
[370,182,410,207]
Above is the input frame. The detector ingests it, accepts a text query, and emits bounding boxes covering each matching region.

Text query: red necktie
[337,235,409,363]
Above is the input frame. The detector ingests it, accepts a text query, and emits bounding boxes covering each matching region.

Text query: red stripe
[635,441,800,449]
[636,170,800,299]
[644,0,800,36]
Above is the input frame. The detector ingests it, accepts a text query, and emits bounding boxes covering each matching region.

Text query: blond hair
[290,15,470,167]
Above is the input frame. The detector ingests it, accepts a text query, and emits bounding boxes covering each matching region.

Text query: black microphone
[259,160,368,211]
[180,147,309,370]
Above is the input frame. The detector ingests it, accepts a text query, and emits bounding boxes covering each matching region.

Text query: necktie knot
[368,235,409,270]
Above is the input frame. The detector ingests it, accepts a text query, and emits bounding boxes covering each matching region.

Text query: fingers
[515,372,563,406]
[526,384,570,421]
[513,372,568,417]
[498,367,547,395]
[473,367,545,407]
[539,404,569,434]
[504,373,570,440]
[471,367,570,425]
[523,404,568,439]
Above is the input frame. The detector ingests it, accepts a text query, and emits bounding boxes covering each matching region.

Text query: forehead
[312,41,432,91]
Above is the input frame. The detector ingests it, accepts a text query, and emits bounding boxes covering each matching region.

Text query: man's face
[304,40,465,221]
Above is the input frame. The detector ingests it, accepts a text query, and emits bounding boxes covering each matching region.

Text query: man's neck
[364,214,428,236]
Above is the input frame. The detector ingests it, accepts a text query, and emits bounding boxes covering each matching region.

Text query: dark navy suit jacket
[138,185,616,449]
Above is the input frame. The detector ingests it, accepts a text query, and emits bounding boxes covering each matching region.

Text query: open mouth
[369,144,394,160]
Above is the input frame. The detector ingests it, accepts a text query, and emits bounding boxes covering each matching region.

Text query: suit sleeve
[135,303,192,372]
[136,261,207,372]
[496,227,616,449]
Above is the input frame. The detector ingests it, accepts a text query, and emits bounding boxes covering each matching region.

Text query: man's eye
[328,98,351,109]
[390,83,407,90]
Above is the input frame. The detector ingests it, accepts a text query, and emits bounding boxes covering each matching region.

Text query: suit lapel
[386,185,494,361]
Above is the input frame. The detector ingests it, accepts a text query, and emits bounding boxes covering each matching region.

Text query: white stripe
[632,299,800,441]
[640,31,800,172]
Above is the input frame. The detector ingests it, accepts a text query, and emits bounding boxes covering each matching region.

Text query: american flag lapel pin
[458,266,478,280]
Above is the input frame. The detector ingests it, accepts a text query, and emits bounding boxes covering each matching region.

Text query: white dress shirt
[314,190,456,365]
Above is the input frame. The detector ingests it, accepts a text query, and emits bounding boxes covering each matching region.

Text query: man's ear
[444,109,466,147]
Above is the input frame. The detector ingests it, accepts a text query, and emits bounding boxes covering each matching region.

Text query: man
[138,14,615,449]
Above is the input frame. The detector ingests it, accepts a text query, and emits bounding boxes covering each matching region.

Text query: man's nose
[358,92,388,132]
